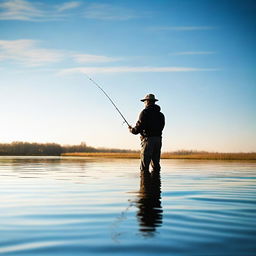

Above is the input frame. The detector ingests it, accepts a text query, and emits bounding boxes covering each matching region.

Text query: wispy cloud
[83,3,137,20]
[0,39,64,66]
[72,54,120,63]
[151,26,216,31]
[0,39,119,66]
[0,0,45,21]
[0,0,139,21]
[0,0,81,21]
[172,51,216,55]
[59,66,218,75]
[56,1,81,12]
[0,39,218,73]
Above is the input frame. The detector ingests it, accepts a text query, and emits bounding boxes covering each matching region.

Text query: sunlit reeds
[62,152,140,158]
[161,151,256,160]
[62,151,256,160]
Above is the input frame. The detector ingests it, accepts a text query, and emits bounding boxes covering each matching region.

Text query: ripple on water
[0,157,256,256]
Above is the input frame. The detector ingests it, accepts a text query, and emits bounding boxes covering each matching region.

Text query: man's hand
[128,125,133,133]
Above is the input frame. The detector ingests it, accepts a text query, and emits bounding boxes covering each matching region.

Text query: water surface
[0,157,256,255]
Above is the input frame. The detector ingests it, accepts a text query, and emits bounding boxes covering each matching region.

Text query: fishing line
[84,74,130,127]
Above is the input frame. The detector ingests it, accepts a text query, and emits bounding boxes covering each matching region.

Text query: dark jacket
[131,104,165,138]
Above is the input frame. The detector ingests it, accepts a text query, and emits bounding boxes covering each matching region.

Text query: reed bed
[62,152,256,160]
[161,152,256,160]
[62,152,140,158]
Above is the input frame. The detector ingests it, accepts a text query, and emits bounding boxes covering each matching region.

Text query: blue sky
[0,0,255,152]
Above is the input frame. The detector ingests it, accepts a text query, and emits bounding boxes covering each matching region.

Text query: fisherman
[129,94,165,172]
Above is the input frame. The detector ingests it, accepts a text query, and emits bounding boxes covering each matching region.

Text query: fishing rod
[84,74,131,127]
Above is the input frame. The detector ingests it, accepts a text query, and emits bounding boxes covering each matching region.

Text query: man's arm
[129,111,146,135]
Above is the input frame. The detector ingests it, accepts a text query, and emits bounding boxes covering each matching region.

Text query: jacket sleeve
[131,110,146,135]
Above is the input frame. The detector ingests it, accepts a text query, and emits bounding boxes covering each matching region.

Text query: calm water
[0,157,256,256]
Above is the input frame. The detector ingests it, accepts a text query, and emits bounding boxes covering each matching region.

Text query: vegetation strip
[62,152,256,160]
[0,142,255,160]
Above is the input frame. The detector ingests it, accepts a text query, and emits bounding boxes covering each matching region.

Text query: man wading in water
[129,94,165,172]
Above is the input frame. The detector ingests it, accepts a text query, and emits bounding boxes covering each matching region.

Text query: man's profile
[129,94,165,172]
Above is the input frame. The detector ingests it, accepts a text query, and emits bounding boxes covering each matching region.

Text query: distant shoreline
[1,142,255,160]
[62,152,256,160]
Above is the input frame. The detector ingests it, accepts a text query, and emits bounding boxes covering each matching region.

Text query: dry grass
[62,152,140,158]
[62,152,256,160]
[161,152,256,160]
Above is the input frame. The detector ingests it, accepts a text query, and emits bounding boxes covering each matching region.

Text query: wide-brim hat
[140,94,158,102]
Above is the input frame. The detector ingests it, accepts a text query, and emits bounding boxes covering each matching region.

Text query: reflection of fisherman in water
[136,170,162,236]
